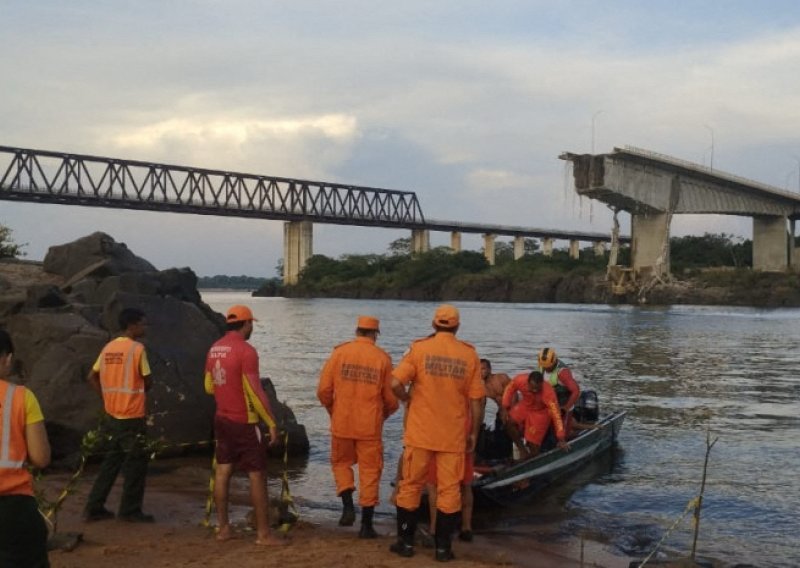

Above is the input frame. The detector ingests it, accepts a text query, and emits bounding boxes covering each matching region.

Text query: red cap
[432,304,460,329]
[226,305,257,323]
[357,316,380,331]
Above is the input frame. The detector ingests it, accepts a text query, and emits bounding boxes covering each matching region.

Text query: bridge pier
[753,215,788,271]
[593,241,606,257]
[632,212,670,277]
[483,234,496,265]
[283,220,313,285]
[513,236,525,260]
[450,231,462,253]
[411,229,430,254]
[542,238,554,257]
[569,239,580,259]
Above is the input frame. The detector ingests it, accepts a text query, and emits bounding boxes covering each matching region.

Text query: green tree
[388,237,411,256]
[0,225,25,258]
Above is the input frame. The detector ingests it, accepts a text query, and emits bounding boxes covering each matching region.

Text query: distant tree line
[197,274,272,290]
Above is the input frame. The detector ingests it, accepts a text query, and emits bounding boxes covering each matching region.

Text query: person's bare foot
[255,534,289,546]
[215,525,233,542]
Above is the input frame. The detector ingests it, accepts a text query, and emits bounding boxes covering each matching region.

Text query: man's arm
[24,391,50,469]
[316,356,335,416]
[241,348,279,445]
[391,377,410,402]
[381,364,400,419]
[559,368,580,411]
[87,369,102,397]
[139,348,153,392]
[467,397,483,453]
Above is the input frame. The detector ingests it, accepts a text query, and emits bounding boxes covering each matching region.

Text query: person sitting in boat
[480,358,511,423]
[538,347,580,436]
[502,370,569,459]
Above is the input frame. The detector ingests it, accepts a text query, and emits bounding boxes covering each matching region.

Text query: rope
[636,496,700,567]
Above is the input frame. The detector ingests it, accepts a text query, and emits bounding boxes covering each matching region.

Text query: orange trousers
[331,436,383,507]
[396,446,464,514]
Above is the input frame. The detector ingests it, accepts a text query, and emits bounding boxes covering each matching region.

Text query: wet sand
[43,460,631,568]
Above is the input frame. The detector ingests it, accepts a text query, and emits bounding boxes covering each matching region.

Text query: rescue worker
[204,304,285,546]
[0,329,51,568]
[502,371,569,457]
[538,348,580,415]
[390,304,485,562]
[317,316,398,538]
[84,307,155,523]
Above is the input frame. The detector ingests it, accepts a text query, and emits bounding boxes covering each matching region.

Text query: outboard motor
[574,389,599,423]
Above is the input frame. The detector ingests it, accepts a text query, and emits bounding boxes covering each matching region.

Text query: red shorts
[214,415,266,472]
[523,409,551,446]
[426,452,474,485]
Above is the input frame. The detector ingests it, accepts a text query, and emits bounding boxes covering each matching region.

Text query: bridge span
[0,145,625,283]
[561,146,800,275]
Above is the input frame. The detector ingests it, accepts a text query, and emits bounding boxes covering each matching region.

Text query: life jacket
[541,360,571,408]
[99,338,147,419]
[0,382,33,496]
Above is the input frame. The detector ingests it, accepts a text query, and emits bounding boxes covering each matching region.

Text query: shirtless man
[480,359,511,423]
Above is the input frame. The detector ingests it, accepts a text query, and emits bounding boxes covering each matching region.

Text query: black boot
[389,506,417,558]
[358,506,378,539]
[338,489,356,526]
[434,511,458,562]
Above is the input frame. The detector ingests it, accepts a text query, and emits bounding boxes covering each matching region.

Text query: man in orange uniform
[390,304,485,562]
[317,316,398,538]
[84,308,155,523]
[204,305,285,546]
[0,329,52,568]
[502,370,568,457]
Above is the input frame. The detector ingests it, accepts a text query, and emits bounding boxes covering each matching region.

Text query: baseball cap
[357,316,380,331]
[226,305,257,323]
[432,304,460,329]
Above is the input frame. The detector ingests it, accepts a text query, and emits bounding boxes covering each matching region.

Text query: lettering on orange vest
[99,338,147,419]
[0,382,33,496]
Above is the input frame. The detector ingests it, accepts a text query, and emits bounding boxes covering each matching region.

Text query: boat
[471,410,626,507]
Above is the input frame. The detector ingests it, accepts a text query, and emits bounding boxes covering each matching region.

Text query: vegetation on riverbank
[197,274,273,290]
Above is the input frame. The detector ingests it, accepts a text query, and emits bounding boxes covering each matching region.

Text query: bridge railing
[0,146,426,227]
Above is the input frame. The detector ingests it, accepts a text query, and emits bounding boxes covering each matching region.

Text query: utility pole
[704,124,715,171]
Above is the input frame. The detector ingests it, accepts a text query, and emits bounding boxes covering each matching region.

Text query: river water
[202,292,800,567]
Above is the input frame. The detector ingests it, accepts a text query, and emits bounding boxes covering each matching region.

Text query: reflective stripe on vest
[0,384,25,468]
[100,341,145,396]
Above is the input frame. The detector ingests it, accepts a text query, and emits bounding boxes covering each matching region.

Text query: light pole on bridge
[704,124,715,172]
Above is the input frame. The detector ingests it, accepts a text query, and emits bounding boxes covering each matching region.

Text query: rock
[261,378,310,457]
[43,232,155,281]
[25,285,69,309]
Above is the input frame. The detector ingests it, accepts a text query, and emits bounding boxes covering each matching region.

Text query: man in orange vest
[317,316,398,538]
[84,307,155,523]
[204,305,285,546]
[502,370,569,458]
[0,329,52,568]
[390,304,485,562]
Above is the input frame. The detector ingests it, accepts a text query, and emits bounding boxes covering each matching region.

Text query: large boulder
[1,234,309,461]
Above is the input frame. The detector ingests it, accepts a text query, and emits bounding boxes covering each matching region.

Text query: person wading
[390,304,485,562]
[0,329,52,568]
[204,304,286,546]
[317,316,398,538]
[84,308,155,523]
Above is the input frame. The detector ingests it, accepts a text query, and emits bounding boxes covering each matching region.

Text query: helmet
[538,347,557,369]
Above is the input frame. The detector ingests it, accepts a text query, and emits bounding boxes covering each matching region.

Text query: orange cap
[432,304,460,329]
[357,316,380,331]
[226,305,257,323]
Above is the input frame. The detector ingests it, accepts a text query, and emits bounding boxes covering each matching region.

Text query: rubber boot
[389,506,416,558]
[358,506,378,539]
[338,489,356,527]
[434,511,458,562]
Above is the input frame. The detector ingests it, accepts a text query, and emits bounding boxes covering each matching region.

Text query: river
[202,292,800,567]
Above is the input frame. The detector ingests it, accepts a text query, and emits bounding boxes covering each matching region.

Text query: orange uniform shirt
[317,336,398,440]
[502,373,565,441]
[0,380,45,496]
[393,332,485,452]
[93,337,151,419]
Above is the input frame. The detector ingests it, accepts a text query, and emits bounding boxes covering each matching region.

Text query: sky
[2,1,800,277]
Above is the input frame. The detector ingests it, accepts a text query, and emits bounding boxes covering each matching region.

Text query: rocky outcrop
[1,234,309,461]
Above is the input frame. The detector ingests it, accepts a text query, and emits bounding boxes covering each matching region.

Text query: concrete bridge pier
[753,215,788,271]
[483,234,496,265]
[411,229,430,254]
[569,239,580,259]
[593,241,606,256]
[513,236,525,260]
[450,231,462,253]
[283,220,313,285]
[631,212,670,277]
[542,238,554,257]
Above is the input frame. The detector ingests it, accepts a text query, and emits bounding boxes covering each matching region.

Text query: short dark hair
[528,370,544,384]
[480,358,491,368]
[226,320,246,332]
[0,329,14,357]
[119,308,146,330]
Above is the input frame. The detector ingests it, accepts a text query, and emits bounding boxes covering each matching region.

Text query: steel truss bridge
[0,145,626,243]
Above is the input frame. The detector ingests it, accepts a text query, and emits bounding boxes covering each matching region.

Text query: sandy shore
[41,460,632,568]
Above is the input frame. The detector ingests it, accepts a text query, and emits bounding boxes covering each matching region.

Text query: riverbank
[43,458,631,568]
